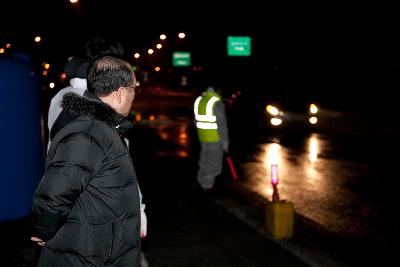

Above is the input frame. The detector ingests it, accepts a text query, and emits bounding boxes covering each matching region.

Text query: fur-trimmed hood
[62,91,118,122]
[50,91,131,141]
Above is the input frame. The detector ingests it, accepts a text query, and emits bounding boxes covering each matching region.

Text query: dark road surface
[2,87,399,267]
[0,124,310,267]
[129,87,400,267]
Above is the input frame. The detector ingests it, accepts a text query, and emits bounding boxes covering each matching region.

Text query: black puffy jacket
[32,92,141,266]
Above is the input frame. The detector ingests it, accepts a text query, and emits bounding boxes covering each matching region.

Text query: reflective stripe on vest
[194,96,220,128]
[196,121,218,129]
[194,94,221,142]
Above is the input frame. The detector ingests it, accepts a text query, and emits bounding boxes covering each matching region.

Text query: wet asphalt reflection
[132,87,399,266]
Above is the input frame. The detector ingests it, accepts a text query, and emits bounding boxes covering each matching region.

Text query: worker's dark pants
[197,142,223,189]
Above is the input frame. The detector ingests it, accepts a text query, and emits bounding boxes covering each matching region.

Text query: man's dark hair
[83,37,125,61]
[64,57,90,79]
[87,56,133,97]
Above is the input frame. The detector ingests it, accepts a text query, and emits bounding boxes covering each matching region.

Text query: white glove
[137,183,147,239]
[140,206,147,239]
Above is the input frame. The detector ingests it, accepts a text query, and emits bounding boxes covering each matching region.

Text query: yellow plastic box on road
[265,200,295,239]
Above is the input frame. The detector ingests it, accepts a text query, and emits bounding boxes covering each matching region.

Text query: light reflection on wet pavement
[240,134,381,238]
[131,87,400,266]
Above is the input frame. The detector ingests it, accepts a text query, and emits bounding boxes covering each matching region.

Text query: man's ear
[116,87,123,104]
[116,87,124,96]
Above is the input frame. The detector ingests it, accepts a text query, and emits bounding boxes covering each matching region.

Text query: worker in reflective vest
[194,87,229,191]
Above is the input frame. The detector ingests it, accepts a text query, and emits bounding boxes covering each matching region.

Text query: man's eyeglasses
[126,82,141,94]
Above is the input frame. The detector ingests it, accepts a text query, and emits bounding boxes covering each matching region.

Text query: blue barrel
[0,53,44,221]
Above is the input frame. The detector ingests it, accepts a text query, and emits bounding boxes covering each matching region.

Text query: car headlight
[266,105,279,116]
[309,104,318,114]
[309,116,318,124]
[270,118,282,126]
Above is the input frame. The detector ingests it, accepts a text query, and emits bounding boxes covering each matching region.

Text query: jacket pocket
[85,222,114,262]
[46,220,85,254]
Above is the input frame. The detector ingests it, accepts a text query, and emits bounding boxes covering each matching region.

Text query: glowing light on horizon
[310,104,318,114]
[266,105,279,115]
[309,117,318,124]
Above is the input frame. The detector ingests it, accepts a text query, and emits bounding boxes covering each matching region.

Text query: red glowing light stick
[271,164,279,186]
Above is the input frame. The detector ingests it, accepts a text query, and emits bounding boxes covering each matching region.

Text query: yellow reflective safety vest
[194,91,222,142]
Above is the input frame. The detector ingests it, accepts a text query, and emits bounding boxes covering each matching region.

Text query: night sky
[2,1,400,111]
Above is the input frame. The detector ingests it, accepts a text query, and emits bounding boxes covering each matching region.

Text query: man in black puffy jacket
[31,56,141,266]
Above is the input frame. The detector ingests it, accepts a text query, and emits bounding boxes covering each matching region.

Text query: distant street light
[148,49,154,55]
[160,34,166,40]
[156,44,162,49]
[134,53,140,59]
[178,32,186,39]
[34,36,41,43]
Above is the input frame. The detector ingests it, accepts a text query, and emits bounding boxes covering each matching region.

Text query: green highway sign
[172,52,191,67]
[227,36,251,56]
